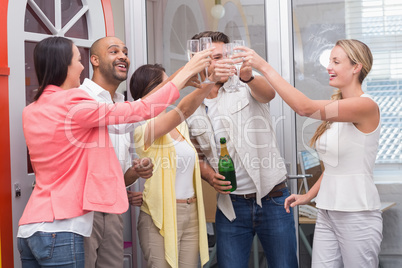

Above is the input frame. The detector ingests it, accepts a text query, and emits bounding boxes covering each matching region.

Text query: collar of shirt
[80,78,125,103]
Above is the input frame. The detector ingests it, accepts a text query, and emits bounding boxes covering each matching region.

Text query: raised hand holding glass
[187,39,199,61]
[223,43,239,92]
[233,40,245,87]
[200,37,214,84]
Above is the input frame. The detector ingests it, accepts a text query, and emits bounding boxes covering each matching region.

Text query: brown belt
[176,196,197,204]
[232,182,287,199]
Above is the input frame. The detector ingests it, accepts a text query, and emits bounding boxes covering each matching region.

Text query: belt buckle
[186,198,191,204]
[243,194,251,199]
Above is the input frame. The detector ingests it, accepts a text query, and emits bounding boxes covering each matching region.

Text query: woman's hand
[284,194,311,213]
[232,46,268,72]
[172,48,214,90]
[209,59,236,83]
[239,59,253,82]
[184,74,201,88]
[183,48,214,77]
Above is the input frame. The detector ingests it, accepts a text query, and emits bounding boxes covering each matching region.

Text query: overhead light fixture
[211,0,225,19]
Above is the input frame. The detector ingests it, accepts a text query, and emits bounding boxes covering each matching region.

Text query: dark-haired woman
[236,40,382,267]
[131,63,233,268]
[16,36,212,267]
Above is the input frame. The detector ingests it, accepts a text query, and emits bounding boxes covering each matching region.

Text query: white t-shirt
[173,139,196,199]
[204,96,257,194]
[17,213,94,238]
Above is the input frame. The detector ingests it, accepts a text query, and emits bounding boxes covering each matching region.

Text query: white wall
[111,0,127,95]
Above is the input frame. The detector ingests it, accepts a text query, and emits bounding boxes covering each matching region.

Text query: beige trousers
[138,202,200,268]
[84,212,124,268]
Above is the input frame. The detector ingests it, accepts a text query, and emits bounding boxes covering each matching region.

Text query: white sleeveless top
[315,94,381,211]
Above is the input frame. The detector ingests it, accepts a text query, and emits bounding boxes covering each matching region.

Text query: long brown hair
[309,39,373,147]
[33,37,74,101]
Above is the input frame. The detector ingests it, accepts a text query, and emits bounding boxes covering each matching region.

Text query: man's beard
[112,71,127,82]
[100,65,127,82]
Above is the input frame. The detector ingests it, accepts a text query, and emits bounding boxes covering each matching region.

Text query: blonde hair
[309,39,373,147]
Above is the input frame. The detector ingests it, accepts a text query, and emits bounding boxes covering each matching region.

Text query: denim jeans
[215,187,298,268]
[18,232,84,268]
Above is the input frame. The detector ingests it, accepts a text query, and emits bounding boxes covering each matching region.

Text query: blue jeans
[18,232,84,268]
[216,187,298,268]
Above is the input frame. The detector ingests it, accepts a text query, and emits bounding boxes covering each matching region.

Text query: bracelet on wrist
[239,76,254,83]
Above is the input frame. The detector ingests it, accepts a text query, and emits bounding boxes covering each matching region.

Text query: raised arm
[234,46,379,127]
[238,58,275,103]
[69,49,213,129]
[146,48,214,97]
[143,59,234,149]
[142,67,200,100]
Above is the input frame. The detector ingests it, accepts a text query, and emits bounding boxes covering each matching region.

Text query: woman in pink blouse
[17,36,211,267]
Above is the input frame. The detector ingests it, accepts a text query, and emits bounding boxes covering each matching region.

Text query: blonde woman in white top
[235,40,382,267]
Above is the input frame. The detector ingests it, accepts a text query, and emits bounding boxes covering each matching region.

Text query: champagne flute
[199,37,214,84]
[233,40,245,87]
[187,39,199,61]
[223,43,237,92]
[187,39,200,83]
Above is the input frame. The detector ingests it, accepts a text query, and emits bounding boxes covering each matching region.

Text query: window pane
[145,0,266,103]
[293,1,346,152]
[346,0,402,164]
[78,46,90,84]
[61,0,83,27]
[25,41,39,105]
[293,0,402,166]
[65,14,89,39]
[32,0,56,23]
[25,2,54,34]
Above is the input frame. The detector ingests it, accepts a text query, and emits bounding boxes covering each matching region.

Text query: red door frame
[0,1,114,267]
[0,0,13,266]
[101,0,115,36]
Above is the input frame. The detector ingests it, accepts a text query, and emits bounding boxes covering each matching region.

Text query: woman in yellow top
[130,62,234,268]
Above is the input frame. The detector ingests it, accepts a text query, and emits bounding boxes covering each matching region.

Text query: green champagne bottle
[218,137,237,192]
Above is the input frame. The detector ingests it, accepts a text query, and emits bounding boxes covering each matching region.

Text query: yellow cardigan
[134,120,209,268]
